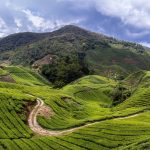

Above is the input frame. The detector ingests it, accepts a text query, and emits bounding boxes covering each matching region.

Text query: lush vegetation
[0,65,150,149]
[41,55,90,87]
[1,25,150,149]
[1,25,150,79]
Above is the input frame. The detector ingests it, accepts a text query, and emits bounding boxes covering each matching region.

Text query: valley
[0,65,150,149]
[0,26,150,150]
[1,0,150,148]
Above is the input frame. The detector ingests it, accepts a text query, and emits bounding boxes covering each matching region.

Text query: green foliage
[0,68,8,76]
[5,66,50,85]
[1,25,150,79]
[111,82,131,106]
[0,32,48,52]
[0,23,149,149]
[41,56,90,87]
[0,66,150,149]
[0,92,34,139]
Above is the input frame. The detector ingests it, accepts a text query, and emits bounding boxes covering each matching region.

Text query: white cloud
[0,18,6,29]
[23,9,51,30]
[140,42,150,48]
[0,18,10,37]
[126,30,150,38]
[14,18,22,28]
[23,9,83,32]
[94,0,150,29]
[1,0,150,41]
[63,0,150,29]
[0,17,22,37]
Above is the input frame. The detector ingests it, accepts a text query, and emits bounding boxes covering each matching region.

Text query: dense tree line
[111,83,131,106]
[41,55,90,87]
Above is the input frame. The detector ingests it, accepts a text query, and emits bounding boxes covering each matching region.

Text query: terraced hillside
[0,66,150,149]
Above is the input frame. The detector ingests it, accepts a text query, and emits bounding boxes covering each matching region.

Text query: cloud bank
[0,0,150,46]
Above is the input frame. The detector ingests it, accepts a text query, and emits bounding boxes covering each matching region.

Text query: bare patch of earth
[38,105,54,118]
[0,75,16,83]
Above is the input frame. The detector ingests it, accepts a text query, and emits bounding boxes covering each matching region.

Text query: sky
[0,0,150,47]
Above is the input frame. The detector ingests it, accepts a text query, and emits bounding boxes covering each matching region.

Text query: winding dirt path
[28,98,146,136]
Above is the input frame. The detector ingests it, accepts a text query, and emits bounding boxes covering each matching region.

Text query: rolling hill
[0,25,150,149]
[0,66,150,149]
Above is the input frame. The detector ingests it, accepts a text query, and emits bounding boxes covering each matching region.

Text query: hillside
[0,32,50,52]
[0,66,150,149]
[1,26,150,149]
[0,25,150,81]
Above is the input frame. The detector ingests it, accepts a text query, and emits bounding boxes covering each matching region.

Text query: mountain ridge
[0,25,150,81]
[0,25,145,52]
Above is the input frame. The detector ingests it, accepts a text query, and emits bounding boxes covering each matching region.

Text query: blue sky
[0,0,150,47]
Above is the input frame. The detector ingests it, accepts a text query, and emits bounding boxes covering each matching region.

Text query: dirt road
[28,98,145,136]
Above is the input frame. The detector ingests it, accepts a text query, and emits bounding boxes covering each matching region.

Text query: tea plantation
[0,66,150,149]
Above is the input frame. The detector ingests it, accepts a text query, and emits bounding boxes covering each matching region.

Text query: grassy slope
[86,46,150,75]
[3,66,50,86]
[0,66,150,149]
